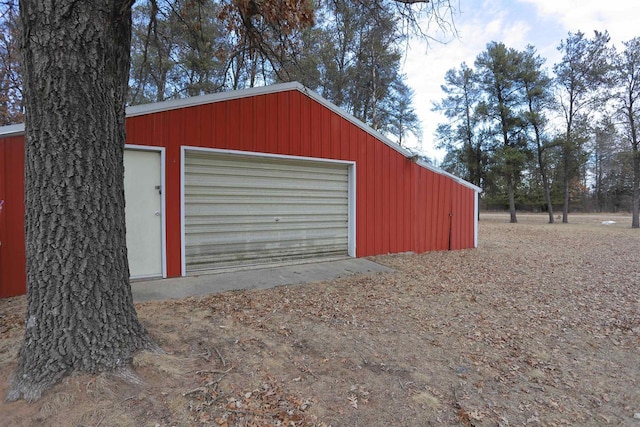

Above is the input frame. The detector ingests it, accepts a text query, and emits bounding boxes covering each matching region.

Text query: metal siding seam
[427,171,436,251]
[299,96,311,157]
[436,175,445,250]
[340,121,350,160]
[388,152,398,253]
[229,99,242,151]
[382,145,390,254]
[421,169,430,252]
[366,136,376,255]
[290,92,301,156]
[329,114,339,159]
[278,92,289,155]
[450,183,457,250]
[240,97,253,152]
[423,169,430,252]
[455,183,462,250]
[354,131,366,256]
[374,141,383,254]
[417,168,425,252]
[265,95,278,155]
[321,102,330,160]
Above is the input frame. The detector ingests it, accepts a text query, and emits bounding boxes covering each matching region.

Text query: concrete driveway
[131,258,393,302]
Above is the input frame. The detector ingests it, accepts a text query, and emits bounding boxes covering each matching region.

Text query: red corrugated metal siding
[0,136,26,298]
[1,88,477,297]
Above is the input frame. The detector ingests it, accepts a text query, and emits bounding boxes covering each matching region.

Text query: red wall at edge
[0,136,27,298]
[0,89,476,298]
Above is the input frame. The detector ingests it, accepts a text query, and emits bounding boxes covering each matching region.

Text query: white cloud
[518,0,640,44]
[402,0,640,162]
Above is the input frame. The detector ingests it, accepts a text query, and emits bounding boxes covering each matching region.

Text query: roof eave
[0,81,482,193]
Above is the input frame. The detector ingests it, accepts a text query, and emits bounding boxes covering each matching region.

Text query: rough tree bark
[7,0,156,402]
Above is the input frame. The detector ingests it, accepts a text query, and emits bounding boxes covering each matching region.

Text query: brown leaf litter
[0,212,638,426]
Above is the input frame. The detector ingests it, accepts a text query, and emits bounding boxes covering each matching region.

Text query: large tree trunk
[8,0,156,402]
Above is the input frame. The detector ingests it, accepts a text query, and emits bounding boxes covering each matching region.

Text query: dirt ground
[1,213,639,426]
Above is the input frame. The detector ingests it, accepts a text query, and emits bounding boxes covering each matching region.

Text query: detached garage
[0,82,480,298]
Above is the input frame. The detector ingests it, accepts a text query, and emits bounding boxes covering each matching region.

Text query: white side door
[124,149,163,278]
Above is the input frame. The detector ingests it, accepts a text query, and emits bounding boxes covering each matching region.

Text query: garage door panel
[187,219,347,234]
[186,246,347,271]
[186,204,348,217]
[186,236,348,256]
[186,160,348,178]
[184,151,350,272]
[186,226,347,246]
[185,197,348,208]
[186,167,348,183]
[187,155,347,175]
[186,239,347,269]
[186,213,348,227]
[186,173,348,191]
[185,185,347,199]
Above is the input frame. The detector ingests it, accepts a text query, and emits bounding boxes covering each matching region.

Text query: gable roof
[0,82,481,192]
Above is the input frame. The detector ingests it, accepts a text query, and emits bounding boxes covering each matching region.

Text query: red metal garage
[0,82,480,298]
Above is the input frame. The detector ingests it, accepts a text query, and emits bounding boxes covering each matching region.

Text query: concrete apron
[131,258,393,302]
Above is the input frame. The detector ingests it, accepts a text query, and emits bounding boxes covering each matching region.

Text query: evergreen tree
[553,31,613,223]
[433,62,486,188]
[475,42,529,223]
[519,45,556,222]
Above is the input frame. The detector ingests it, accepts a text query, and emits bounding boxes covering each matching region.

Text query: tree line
[433,32,640,227]
[0,0,428,147]
[4,4,637,228]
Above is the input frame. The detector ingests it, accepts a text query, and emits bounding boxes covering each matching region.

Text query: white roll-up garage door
[183,150,351,273]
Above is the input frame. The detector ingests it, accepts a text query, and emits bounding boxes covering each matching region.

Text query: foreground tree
[9,0,453,403]
[8,0,157,402]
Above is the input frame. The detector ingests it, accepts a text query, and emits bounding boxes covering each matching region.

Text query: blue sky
[402,0,640,162]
